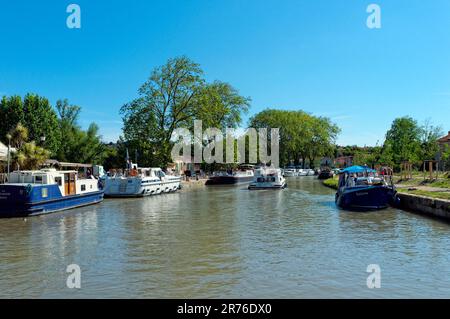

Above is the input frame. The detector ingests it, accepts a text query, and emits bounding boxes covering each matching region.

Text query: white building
[0,142,15,162]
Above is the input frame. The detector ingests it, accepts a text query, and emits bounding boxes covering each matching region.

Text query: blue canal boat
[0,168,104,218]
[335,166,398,211]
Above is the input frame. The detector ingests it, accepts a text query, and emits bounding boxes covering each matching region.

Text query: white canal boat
[104,163,181,197]
[248,167,287,190]
[283,167,297,177]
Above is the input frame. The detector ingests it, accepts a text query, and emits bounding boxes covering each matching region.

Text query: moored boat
[318,168,334,180]
[297,169,308,176]
[248,167,286,190]
[335,166,398,211]
[205,165,254,185]
[0,167,104,218]
[104,163,181,197]
[282,166,297,177]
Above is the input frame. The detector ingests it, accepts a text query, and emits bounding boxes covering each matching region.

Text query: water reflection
[1,177,450,298]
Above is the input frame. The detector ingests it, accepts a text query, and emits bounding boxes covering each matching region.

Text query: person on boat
[130,168,138,177]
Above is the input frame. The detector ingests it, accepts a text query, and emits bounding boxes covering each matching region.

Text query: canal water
[1,177,450,298]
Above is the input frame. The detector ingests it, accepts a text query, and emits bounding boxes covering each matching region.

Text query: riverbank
[181,179,207,189]
[322,176,338,190]
[397,192,450,221]
[319,175,450,221]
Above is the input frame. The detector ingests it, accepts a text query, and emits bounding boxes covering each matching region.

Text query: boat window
[257,177,264,183]
[355,178,369,186]
[81,184,86,191]
[42,188,48,198]
[55,177,62,186]
[35,176,43,184]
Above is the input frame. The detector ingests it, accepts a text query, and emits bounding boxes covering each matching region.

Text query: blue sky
[1,0,449,146]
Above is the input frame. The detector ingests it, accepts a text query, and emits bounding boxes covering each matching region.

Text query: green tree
[0,94,60,154]
[55,99,82,161]
[305,116,340,168]
[8,122,28,149]
[0,95,25,144]
[121,56,250,168]
[195,81,250,129]
[441,144,450,171]
[22,94,61,154]
[382,116,422,168]
[121,56,204,167]
[249,109,340,167]
[420,119,442,161]
[8,124,50,170]
[54,99,107,164]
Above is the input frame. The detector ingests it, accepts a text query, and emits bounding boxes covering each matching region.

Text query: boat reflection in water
[335,166,398,211]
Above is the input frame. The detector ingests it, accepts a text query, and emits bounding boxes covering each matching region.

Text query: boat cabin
[8,169,98,196]
[108,166,167,180]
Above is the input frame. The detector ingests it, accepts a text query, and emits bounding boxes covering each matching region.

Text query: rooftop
[438,131,450,143]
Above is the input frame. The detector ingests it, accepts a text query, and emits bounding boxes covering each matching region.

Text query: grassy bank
[394,177,450,189]
[397,189,450,201]
[322,176,338,190]
[321,174,450,201]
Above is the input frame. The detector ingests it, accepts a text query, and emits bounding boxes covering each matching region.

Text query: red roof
[438,131,450,143]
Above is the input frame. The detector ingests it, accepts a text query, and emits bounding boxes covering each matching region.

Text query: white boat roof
[11,169,78,174]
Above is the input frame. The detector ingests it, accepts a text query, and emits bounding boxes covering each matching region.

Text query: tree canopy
[249,109,340,167]
[0,94,60,154]
[0,95,108,166]
[120,56,251,168]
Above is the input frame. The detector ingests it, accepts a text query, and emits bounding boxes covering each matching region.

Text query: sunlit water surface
[1,177,449,298]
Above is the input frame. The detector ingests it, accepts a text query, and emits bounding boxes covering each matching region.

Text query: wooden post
[428,161,433,180]
[424,162,426,180]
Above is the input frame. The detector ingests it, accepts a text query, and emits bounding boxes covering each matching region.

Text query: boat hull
[0,184,103,218]
[248,183,287,190]
[104,178,181,197]
[336,185,396,211]
[318,172,334,180]
[205,176,254,185]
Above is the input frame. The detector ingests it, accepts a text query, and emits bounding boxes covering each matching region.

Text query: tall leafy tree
[121,56,250,167]
[0,95,25,144]
[420,119,442,160]
[382,116,422,167]
[249,109,340,167]
[121,56,204,166]
[195,81,250,129]
[0,94,60,154]
[55,99,81,161]
[8,124,50,170]
[54,99,107,164]
[22,94,61,154]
